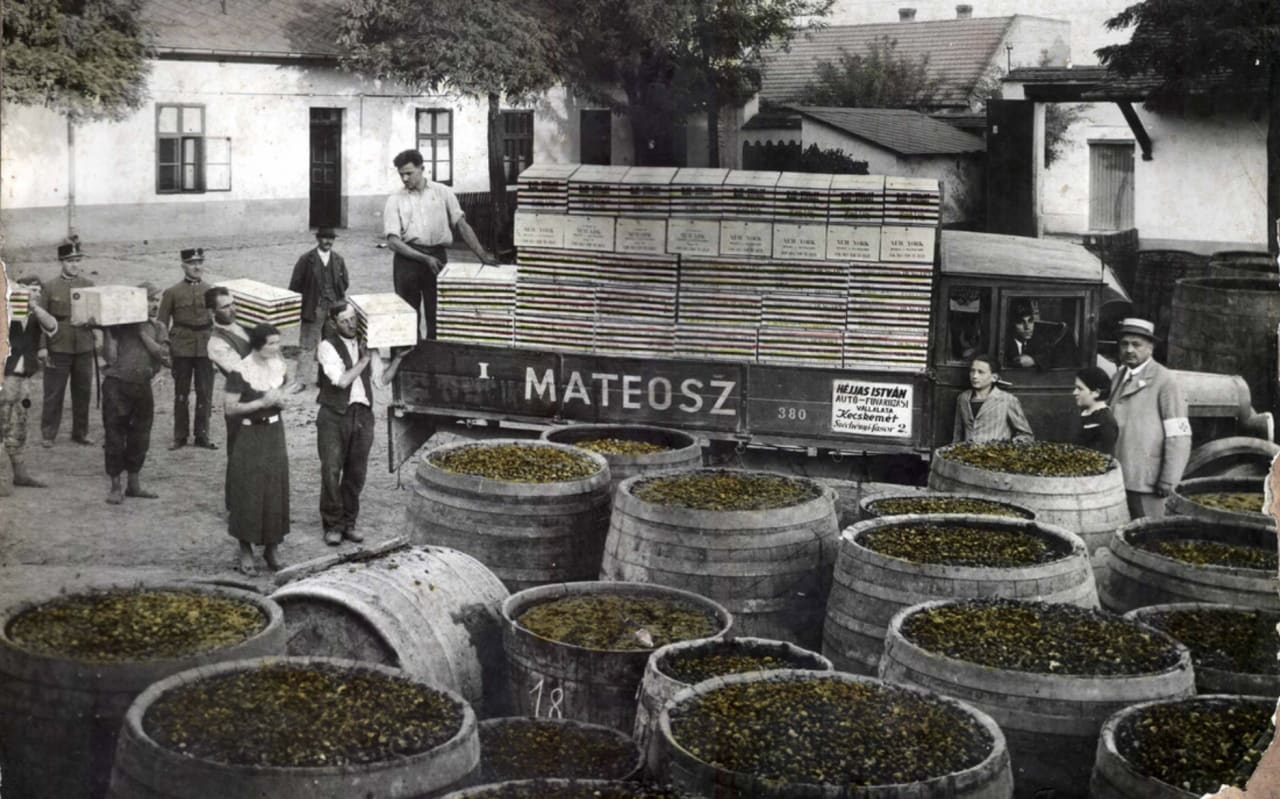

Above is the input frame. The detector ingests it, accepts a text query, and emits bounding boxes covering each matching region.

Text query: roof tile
[785,106,986,155]
[142,0,343,57]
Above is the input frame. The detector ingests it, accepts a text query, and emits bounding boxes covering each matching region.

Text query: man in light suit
[1109,318,1191,518]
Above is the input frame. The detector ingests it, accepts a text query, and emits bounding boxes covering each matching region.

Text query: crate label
[831,379,913,437]
[615,218,668,255]
[514,213,566,249]
[826,225,882,262]
[666,218,721,256]
[771,223,827,261]
[564,215,616,252]
[880,226,936,264]
[719,220,773,258]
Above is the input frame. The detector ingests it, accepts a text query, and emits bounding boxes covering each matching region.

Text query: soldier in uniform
[206,286,252,508]
[158,247,217,450]
[39,240,98,447]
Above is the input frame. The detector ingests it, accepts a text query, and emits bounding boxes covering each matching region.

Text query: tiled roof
[760,17,1014,107]
[786,106,986,156]
[141,0,343,58]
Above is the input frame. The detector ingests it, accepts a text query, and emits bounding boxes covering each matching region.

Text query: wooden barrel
[1091,695,1274,799]
[502,581,731,734]
[1183,436,1280,479]
[1168,277,1280,417]
[475,717,641,783]
[1133,249,1209,357]
[1125,603,1280,696]
[858,491,1036,521]
[600,469,840,648]
[107,656,478,798]
[1098,516,1280,612]
[654,669,1015,798]
[634,636,832,778]
[540,424,703,494]
[823,514,1098,676]
[1165,475,1272,527]
[271,545,511,717]
[408,439,612,592]
[0,583,285,799]
[441,780,676,798]
[880,599,1195,799]
[928,444,1130,555]
[1208,250,1275,279]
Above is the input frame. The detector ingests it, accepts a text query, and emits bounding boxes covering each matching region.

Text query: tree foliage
[799,36,943,111]
[2,0,152,121]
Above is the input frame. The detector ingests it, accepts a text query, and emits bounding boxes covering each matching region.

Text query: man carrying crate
[383,149,498,339]
[158,247,217,450]
[39,240,98,448]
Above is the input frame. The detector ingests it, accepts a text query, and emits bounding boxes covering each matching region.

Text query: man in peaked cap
[1109,317,1192,518]
[158,247,217,450]
[39,239,98,447]
[288,226,348,392]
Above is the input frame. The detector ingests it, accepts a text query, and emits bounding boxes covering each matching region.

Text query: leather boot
[10,456,46,488]
[126,471,158,499]
[106,474,124,504]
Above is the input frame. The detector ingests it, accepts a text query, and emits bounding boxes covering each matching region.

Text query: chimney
[956,4,973,18]
[898,7,917,21]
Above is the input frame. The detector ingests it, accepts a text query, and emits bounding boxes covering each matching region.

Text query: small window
[157,104,218,194]
[500,110,534,184]
[416,109,453,184]
[1002,296,1082,370]
[947,286,992,363]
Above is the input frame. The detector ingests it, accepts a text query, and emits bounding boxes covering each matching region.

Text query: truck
[386,229,1274,480]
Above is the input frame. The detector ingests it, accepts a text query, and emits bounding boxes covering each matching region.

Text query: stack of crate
[7,285,30,321]
[437,263,517,346]
[593,250,678,358]
[347,293,417,349]
[217,279,302,330]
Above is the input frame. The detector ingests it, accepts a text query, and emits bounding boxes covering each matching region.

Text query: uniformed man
[39,240,98,447]
[158,247,217,450]
[2,275,59,488]
[206,286,251,508]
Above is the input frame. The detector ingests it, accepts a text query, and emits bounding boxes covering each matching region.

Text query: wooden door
[985,100,1037,237]
[309,108,342,228]
[1088,142,1135,231]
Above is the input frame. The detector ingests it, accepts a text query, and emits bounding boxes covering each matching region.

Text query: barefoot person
[101,283,171,503]
[2,276,59,488]
[223,323,293,574]
[953,354,1034,444]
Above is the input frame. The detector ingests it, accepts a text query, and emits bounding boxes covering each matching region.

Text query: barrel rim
[1169,475,1271,522]
[501,581,733,655]
[1096,693,1277,799]
[0,581,283,679]
[651,635,834,685]
[1113,515,1278,577]
[656,668,1010,792]
[419,438,612,491]
[1123,602,1280,680]
[476,715,643,781]
[613,468,838,521]
[541,423,699,451]
[1176,276,1280,292]
[119,654,478,776]
[842,513,1088,573]
[885,597,1194,684]
[440,778,665,798]
[932,442,1121,481]
[859,491,1036,520]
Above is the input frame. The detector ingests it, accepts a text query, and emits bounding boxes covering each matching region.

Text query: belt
[175,322,212,330]
[243,414,280,426]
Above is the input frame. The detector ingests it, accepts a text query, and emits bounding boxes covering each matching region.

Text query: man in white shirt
[206,286,252,509]
[2,274,59,490]
[383,149,497,340]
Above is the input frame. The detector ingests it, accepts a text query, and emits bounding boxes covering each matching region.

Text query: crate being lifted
[71,286,148,326]
[347,293,418,349]
[216,279,302,330]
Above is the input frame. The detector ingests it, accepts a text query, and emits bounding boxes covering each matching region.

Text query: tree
[799,36,943,111]
[1095,0,1279,253]
[2,0,152,121]
[340,0,561,249]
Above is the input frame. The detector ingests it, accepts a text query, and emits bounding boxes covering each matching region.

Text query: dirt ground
[0,230,490,605]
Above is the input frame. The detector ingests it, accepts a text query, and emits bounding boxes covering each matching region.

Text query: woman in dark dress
[223,323,291,575]
[1073,366,1119,456]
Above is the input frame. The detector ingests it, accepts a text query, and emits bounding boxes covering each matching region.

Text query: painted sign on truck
[831,379,914,437]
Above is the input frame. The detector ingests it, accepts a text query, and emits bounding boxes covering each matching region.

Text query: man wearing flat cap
[158,247,217,450]
[288,227,348,391]
[1109,317,1191,518]
[101,283,170,503]
[39,239,98,447]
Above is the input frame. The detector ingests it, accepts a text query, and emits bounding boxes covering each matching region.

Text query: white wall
[827,0,1136,66]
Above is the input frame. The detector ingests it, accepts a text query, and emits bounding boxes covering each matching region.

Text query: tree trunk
[486,92,510,255]
[706,84,720,168]
[1269,58,1279,256]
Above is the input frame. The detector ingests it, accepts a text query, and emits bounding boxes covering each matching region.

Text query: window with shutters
[1088,141,1134,231]
[156,104,210,193]
[500,110,534,183]
[416,109,453,184]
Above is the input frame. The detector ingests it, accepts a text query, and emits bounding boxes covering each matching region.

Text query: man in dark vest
[2,275,59,489]
[288,227,348,392]
[206,286,252,509]
[158,247,216,450]
[315,302,406,545]
[40,240,98,447]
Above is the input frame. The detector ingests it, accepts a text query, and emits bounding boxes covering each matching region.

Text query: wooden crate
[348,292,418,349]
[71,286,148,326]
